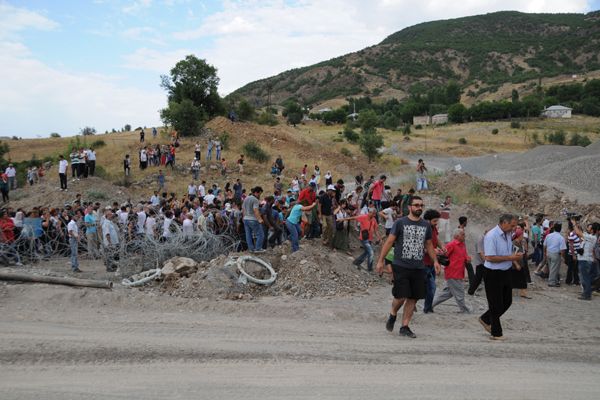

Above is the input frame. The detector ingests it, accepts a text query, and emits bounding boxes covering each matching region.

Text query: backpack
[401,194,412,216]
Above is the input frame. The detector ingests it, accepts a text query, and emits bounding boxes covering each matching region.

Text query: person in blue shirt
[285,200,317,252]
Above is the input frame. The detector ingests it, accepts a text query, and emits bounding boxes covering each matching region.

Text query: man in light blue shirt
[544,223,567,287]
[479,214,523,340]
[84,205,99,259]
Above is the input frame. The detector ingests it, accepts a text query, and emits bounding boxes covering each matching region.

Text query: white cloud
[122,0,153,15]
[122,26,166,45]
[0,2,59,39]
[122,47,193,73]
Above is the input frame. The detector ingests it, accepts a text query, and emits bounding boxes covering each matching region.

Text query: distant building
[542,105,572,119]
[413,114,448,125]
[431,113,448,125]
[413,115,430,126]
[316,107,332,113]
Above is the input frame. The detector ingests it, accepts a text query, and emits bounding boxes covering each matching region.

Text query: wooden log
[0,271,113,289]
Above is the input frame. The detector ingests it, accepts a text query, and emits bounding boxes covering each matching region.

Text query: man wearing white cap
[320,184,336,247]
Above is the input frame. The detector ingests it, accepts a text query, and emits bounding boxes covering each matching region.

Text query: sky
[1,0,599,138]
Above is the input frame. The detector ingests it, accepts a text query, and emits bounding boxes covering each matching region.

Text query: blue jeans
[423,265,436,312]
[578,260,595,299]
[216,149,221,160]
[207,149,212,161]
[285,220,301,252]
[69,237,79,270]
[417,177,428,191]
[244,219,264,252]
[355,240,374,271]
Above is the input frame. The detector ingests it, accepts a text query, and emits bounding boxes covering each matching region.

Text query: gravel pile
[155,244,384,300]
[454,144,600,204]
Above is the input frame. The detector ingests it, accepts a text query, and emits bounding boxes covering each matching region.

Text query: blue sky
[1,0,598,138]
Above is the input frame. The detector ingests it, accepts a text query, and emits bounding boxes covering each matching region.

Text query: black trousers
[88,160,96,176]
[480,268,512,337]
[59,173,67,189]
[468,263,485,295]
[565,253,580,284]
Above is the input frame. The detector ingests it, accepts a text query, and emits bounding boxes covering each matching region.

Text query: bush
[94,165,108,178]
[491,128,499,135]
[547,130,566,145]
[124,124,131,132]
[415,124,423,130]
[50,132,61,138]
[257,111,278,126]
[458,137,467,144]
[569,133,591,147]
[402,125,411,135]
[340,147,352,157]
[242,141,269,163]
[531,132,542,144]
[343,126,359,143]
[219,132,230,150]
[510,121,521,129]
[90,139,106,148]
[87,190,108,201]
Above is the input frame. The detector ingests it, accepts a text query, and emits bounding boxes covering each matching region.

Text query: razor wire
[1,213,240,276]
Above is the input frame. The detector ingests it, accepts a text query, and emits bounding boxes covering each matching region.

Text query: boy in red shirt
[431,228,471,313]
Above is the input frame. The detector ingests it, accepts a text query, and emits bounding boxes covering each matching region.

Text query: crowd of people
[2,133,599,342]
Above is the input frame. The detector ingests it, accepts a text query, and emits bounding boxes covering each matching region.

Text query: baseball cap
[327,184,335,191]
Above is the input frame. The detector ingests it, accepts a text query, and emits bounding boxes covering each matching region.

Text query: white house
[542,105,572,119]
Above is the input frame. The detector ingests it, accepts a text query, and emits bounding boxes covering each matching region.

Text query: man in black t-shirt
[376,195,440,338]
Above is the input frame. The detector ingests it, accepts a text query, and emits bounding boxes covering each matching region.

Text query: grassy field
[3,115,599,197]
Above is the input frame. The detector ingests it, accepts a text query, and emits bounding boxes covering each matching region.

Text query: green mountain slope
[231,10,600,106]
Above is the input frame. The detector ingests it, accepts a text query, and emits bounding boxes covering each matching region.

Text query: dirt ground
[1,260,599,399]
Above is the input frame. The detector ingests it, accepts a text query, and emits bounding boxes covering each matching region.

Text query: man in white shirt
[544,222,567,287]
[204,189,215,205]
[182,214,194,237]
[187,182,197,201]
[67,213,82,272]
[5,164,16,190]
[87,148,96,176]
[58,155,68,191]
[197,181,206,198]
[101,208,119,272]
[162,210,174,239]
[150,191,160,207]
[145,210,157,238]
[136,205,147,236]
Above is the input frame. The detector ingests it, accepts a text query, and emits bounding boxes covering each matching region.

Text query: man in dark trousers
[478,214,522,340]
[376,195,441,339]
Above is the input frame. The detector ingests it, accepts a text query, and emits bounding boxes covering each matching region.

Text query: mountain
[231,11,600,106]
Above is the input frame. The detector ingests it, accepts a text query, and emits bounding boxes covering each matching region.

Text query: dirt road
[1,274,599,399]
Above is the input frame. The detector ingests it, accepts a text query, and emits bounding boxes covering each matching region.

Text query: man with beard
[376,196,441,338]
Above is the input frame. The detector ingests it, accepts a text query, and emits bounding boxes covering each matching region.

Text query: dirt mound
[436,171,600,222]
[7,171,138,210]
[155,243,384,300]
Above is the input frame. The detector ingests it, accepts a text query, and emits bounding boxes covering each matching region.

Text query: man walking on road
[376,196,441,338]
[478,214,523,340]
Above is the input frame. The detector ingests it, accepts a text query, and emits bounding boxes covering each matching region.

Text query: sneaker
[548,283,560,287]
[478,317,491,334]
[72,268,82,273]
[385,314,396,332]
[489,335,506,341]
[577,295,591,301]
[399,325,416,338]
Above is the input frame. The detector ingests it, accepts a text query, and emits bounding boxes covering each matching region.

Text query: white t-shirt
[87,150,96,161]
[182,219,194,236]
[136,211,146,234]
[162,218,173,238]
[204,194,215,205]
[5,167,16,177]
[145,216,156,237]
[58,159,68,174]
[150,195,160,206]
[140,150,147,162]
[382,207,395,229]
[197,185,206,197]
[188,185,197,195]
[118,210,128,226]
[67,219,79,239]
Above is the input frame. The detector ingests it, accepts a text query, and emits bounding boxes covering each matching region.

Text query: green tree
[80,126,96,136]
[445,80,462,104]
[382,111,400,130]
[511,89,519,103]
[160,99,207,136]
[237,99,255,121]
[160,55,223,135]
[0,141,9,162]
[50,132,61,138]
[448,103,467,123]
[283,101,303,126]
[124,124,132,131]
[359,128,383,163]
[358,109,378,131]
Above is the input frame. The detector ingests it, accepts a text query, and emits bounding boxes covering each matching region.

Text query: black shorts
[391,265,426,300]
